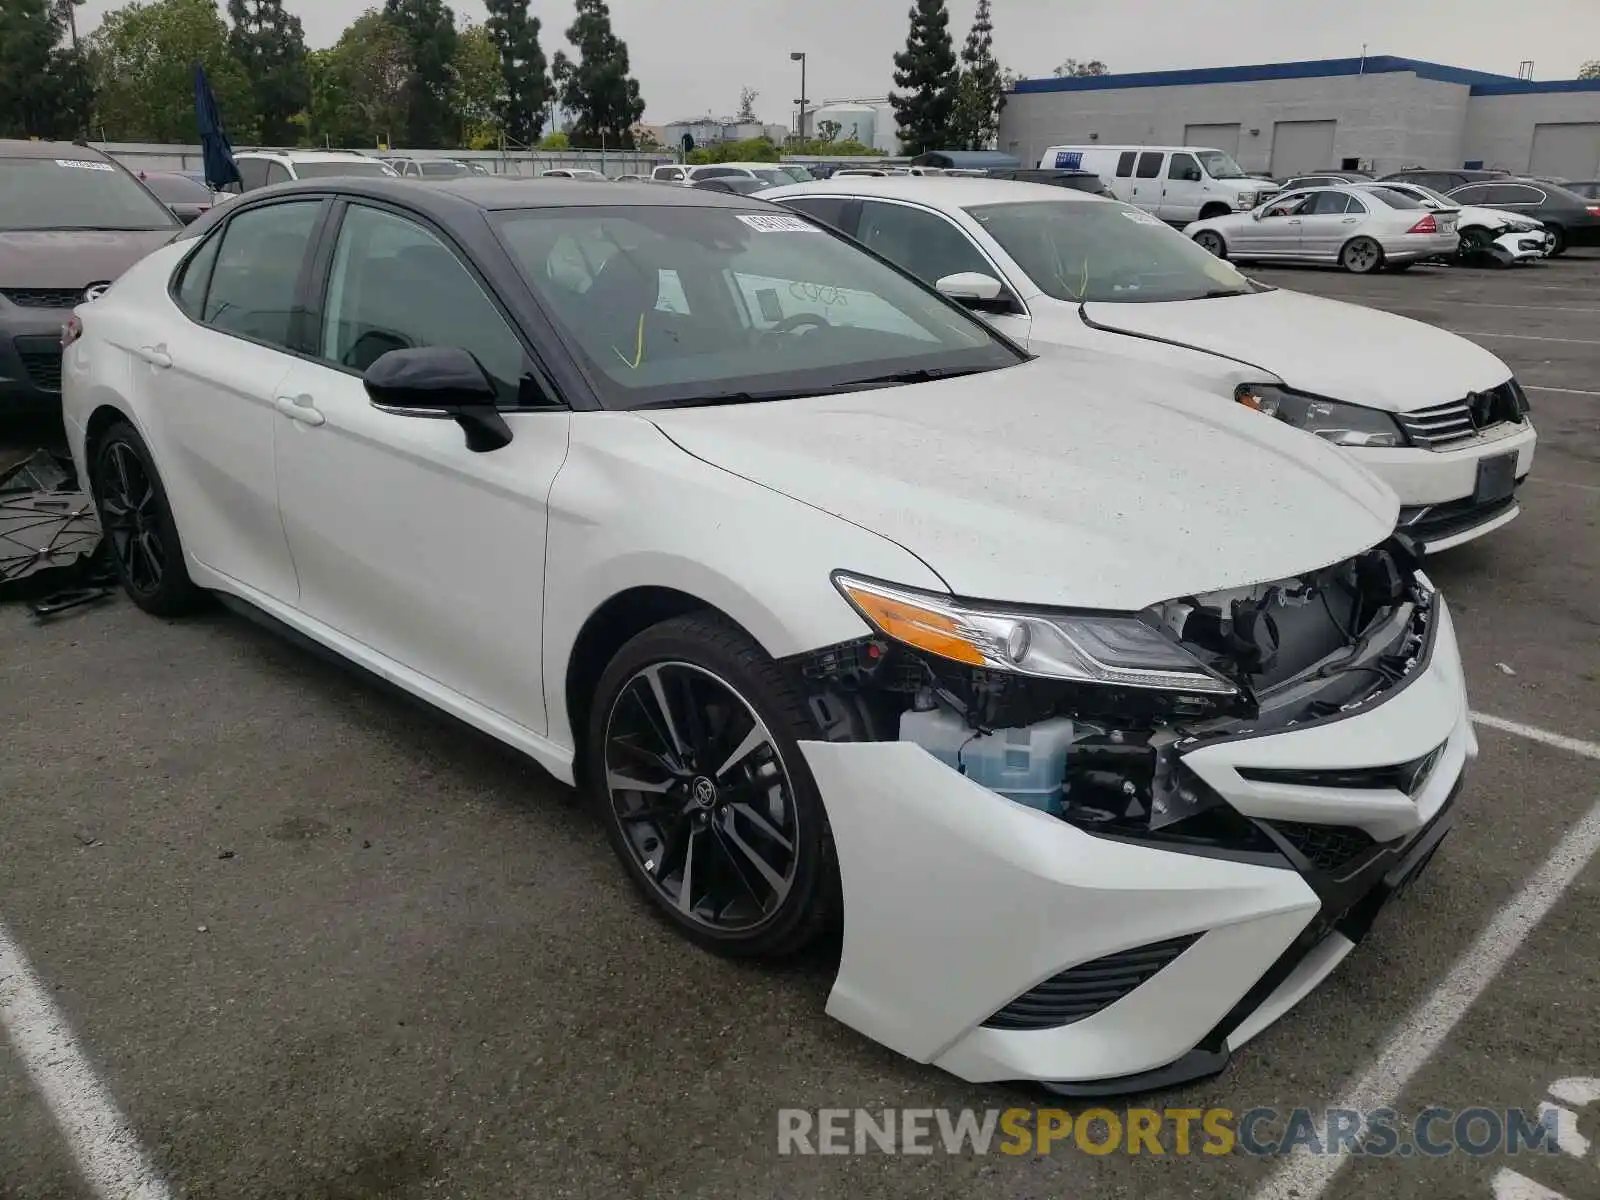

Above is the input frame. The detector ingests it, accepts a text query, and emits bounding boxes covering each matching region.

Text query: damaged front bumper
[798,594,1474,1094]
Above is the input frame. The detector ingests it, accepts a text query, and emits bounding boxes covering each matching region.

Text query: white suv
[233,151,399,192]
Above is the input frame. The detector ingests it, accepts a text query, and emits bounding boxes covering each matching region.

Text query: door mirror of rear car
[935,272,1020,315]
[363,346,513,454]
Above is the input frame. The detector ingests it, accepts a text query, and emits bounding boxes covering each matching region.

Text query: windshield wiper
[834,366,988,387]
[633,367,991,410]
[1196,288,1252,299]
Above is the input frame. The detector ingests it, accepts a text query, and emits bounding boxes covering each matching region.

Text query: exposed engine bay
[792,536,1436,853]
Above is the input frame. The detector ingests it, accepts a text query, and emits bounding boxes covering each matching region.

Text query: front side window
[0,156,179,232]
[320,204,528,400]
[1262,192,1312,217]
[494,205,1021,409]
[855,201,993,285]
[202,200,322,348]
[1115,151,1137,178]
[1168,153,1202,182]
[966,200,1254,304]
[292,160,397,180]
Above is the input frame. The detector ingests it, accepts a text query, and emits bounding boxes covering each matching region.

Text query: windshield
[293,160,397,179]
[966,200,1253,303]
[1197,151,1246,179]
[0,156,179,231]
[493,205,1022,409]
[749,168,793,186]
[780,166,815,182]
[142,173,214,204]
[420,160,468,177]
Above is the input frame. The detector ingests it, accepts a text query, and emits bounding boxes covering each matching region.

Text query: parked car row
[0,135,1541,1097]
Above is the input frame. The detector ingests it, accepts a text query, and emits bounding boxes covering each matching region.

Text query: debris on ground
[0,449,116,619]
[1495,662,1518,676]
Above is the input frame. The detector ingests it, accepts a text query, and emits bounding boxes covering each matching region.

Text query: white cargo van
[1037,145,1274,224]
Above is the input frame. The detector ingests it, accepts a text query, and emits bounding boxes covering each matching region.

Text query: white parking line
[1248,795,1600,1200]
[0,921,170,1200]
[1446,301,1600,315]
[1453,330,1600,346]
[1471,713,1600,760]
[1525,384,1600,397]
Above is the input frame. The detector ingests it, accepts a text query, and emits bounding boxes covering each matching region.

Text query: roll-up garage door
[1529,123,1600,180]
[1270,120,1337,177]
[1183,123,1241,158]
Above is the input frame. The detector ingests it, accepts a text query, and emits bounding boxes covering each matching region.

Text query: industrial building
[797,98,900,154]
[998,56,1600,180]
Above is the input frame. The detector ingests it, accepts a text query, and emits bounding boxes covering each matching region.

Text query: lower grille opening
[19,350,62,393]
[1269,822,1379,876]
[1239,743,1445,797]
[982,934,1202,1031]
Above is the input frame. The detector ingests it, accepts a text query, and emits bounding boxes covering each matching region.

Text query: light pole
[790,51,808,144]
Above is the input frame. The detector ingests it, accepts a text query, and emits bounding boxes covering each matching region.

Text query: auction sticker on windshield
[735,213,821,233]
[56,160,115,172]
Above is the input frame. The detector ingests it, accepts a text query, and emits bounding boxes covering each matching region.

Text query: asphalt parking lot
[3,252,1598,1200]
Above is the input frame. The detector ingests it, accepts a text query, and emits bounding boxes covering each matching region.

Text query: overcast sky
[74,0,1600,126]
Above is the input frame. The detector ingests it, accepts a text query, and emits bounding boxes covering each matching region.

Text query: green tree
[383,0,459,147]
[686,135,780,165]
[90,0,255,142]
[1579,60,1599,79]
[0,0,95,138]
[551,0,644,149]
[483,0,549,145]
[226,0,309,145]
[451,22,502,146]
[537,128,568,149]
[1053,58,1108,77]
[889,0,958,154]
[307,10,411,147]
[951,0,1001,150]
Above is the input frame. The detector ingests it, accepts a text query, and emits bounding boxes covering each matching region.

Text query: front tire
[1545,224,1567,256]
[90,420,204,617]
[1340,236,1384,274]
[1194,230,1228,259]
[586,612,840,961]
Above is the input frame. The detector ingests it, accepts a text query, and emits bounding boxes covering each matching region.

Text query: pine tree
[951,0,1001,151]
[226,0,310,145]
[383,0,459,148]
[0,0,93,138]
[889,0,959,155]
[483,0,549,145]
[551,0,644,150]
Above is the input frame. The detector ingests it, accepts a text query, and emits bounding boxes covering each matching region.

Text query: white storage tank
[814,103,877,148]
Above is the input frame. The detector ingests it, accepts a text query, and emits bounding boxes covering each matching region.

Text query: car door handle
[1341,217,1359,223]
[274,394,326,426]
[137,345,172,369]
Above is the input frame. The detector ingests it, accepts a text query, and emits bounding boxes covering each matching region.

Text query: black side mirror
[363,346,513,453]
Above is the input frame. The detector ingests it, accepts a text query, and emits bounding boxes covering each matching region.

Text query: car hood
[1082,289,1512,412]
[644,354,1398,611]
[0,229,175,291]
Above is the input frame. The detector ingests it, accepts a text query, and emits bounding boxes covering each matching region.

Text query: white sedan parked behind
[63,175,1470,1097]
[759,177,1536,552]
[1183,184,1460,273]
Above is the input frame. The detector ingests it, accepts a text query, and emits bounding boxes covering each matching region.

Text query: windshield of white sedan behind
[966,200,1255,303]
[493,204,1024,409]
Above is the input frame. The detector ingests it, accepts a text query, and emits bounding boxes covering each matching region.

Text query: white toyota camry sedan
[63,177,1474,1095]
[759,177,1537,553]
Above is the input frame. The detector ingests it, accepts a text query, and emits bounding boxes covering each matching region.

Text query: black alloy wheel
[588,614,839,960]
[92,421,203,616]
[1194,230,1227,259]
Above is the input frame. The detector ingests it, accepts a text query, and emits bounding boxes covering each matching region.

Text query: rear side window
[202,200,321,349]
[1135,152,1163,179]
[1491,184,1545,204]
[173,232,222,319]
[776,196,850,231]
[1364,189,1421,210]
[1450,185,1492,204]
[236,158,269,191]
[266,162,292,186]
[1115,151,1137,178]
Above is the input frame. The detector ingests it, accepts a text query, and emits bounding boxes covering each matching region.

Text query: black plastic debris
[0,449,116,618]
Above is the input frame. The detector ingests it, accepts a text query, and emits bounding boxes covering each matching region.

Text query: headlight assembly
[832,574,1238,695]
[1236,383,1406,448]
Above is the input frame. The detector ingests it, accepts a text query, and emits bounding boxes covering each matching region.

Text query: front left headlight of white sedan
[1236,383,1406,448]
